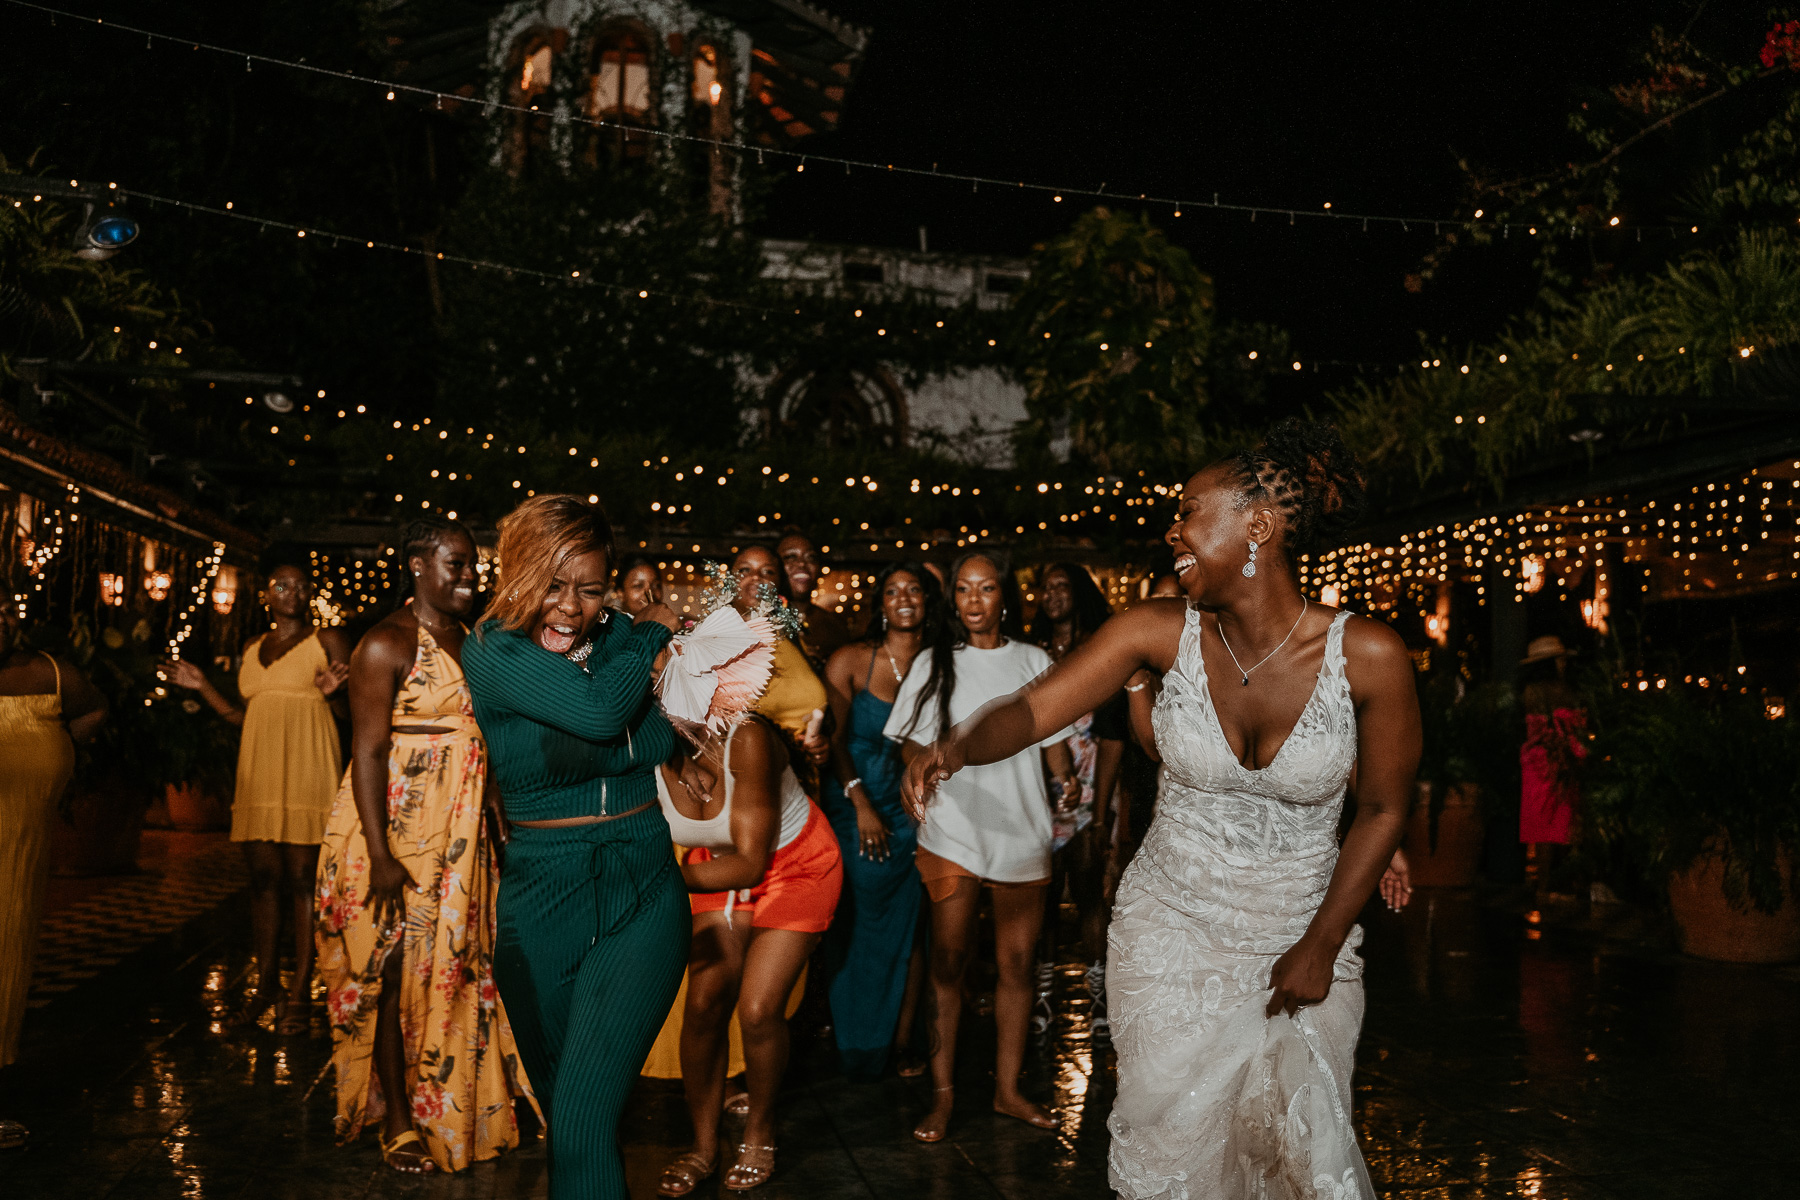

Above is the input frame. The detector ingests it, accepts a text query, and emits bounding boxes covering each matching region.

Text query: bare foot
[993,1092,1058,1130]
[912,1086,953,1142]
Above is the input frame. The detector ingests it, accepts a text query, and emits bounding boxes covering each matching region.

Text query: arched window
[764,364,907,450]
[689,42,733,213]
[585,28,653,163]
[504,30,558,176]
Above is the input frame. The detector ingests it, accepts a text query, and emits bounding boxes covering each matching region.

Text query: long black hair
[1028,561,1113,652]
[902,550,1023,744]
[861,561,956,741]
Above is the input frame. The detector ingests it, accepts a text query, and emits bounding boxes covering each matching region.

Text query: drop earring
[1242,540,1258,578]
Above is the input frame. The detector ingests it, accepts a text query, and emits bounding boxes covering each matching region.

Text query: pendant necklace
[882,642,908,683]
[1217,598,1308,686]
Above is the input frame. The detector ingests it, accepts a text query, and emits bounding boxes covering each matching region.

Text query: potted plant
[1407,673,1518,887]
[39,614,239,873]
[1583,687,1800,963]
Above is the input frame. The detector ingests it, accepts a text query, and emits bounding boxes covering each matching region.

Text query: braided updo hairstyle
[393,515,470,600]
[1228,418,1366,565]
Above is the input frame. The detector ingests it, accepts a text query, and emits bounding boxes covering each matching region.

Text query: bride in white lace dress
[902,421,1420,1199]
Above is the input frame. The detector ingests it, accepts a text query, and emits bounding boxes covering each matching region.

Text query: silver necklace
[882,642,909,683]
[1216,599,1308,687]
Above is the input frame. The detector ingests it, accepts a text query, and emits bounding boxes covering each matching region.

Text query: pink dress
[1519,707,1587,844]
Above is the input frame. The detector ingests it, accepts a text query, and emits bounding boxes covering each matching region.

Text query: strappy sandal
[380,1129,436,1174]
[722,1143,775,1191]
[895,1051,927,1079]
[912,1085,953,1143]
[723,1088,750,1117]
[656,1149,717,1197]
[0,1119,28,1151]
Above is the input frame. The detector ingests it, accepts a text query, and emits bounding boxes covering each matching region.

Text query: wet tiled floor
[2,849,1797,1199]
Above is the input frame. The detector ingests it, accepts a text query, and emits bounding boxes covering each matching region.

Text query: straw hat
[1520,635,1574,664]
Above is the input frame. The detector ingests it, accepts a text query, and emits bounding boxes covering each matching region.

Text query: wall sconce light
[212,566,238,614]
[1521,556,1546,594]
[145,570,172,601]
[99,572,125,606]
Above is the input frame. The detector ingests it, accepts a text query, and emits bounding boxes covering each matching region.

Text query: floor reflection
[3,876,1797,1198]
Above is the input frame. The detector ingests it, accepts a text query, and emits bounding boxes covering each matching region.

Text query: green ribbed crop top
[462,612,676,822]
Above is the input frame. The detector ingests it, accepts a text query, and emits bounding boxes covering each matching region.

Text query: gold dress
[639,635,819,1080]
[313,627,532,1171]
[232,631,342,844]
[0,655,76,1066]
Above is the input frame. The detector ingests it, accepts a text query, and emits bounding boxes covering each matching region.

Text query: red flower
[411,1083,448,1122]
[1761,20,1800,70]
[327,980,364,1026]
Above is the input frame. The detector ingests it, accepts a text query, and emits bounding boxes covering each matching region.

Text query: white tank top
[654,724,812,852]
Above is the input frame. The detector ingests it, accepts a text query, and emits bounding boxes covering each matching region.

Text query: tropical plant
[1414,673,1522,843]
[31,613,240,806]
[1582,684,1800,913]
[1008,207,1219,477]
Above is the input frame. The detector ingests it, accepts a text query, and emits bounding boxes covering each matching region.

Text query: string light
[3,0,1708,241]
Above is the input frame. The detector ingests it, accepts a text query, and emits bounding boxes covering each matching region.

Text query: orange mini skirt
[686,803,844,933]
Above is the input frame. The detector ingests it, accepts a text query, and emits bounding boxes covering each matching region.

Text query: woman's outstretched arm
[900,600,1185,821]
[1266,615,1420,1017]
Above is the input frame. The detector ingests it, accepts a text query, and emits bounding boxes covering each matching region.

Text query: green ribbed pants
[494,806,689,1200]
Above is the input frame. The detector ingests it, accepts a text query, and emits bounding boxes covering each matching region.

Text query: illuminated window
[687,42,733,213]
[586,28,653,161]
[505,30,560,175]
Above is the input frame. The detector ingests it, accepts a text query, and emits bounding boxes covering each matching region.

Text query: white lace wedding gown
[1107,606,1371,1200]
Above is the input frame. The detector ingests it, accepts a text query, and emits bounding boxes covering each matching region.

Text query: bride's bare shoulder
[1336,611,1415,689]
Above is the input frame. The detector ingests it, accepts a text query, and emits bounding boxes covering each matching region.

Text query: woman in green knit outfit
[461,495,686,1200]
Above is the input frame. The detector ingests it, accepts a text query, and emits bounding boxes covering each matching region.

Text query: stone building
[475,0,1031,465]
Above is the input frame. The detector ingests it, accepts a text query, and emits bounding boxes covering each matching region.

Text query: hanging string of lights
[11,484,79,618]
[165,540,226,657]
[1298,465,1800,643]
[3,0,1709,241]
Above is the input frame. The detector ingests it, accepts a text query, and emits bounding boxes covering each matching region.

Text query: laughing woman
[819,562,946,1080]
[461,496,687,1200]
[313,517,531,1174]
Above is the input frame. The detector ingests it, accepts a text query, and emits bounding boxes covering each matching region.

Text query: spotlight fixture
[263,390,295,413]
[74,203,140,260]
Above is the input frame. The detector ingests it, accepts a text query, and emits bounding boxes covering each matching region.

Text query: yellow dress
[233,630,342,844]
[313,626,533,1171]
[640,635,820,1080]
[0,655,76,1066]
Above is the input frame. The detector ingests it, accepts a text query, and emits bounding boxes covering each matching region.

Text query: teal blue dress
[821,658,922,1080]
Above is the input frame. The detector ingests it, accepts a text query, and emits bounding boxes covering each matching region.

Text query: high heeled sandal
[722,1143,775,1191]
[656,1149,717,1197]
[723,1088,750,1117]
[912,1085,954,1143]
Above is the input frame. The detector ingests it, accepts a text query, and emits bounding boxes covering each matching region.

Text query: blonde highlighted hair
[482,494,617,634]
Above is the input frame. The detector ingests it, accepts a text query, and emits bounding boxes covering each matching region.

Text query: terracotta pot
[1667,844,1800,964]
[163,781,229,832]
[1403,782,1485,888]
[49,781,146,877]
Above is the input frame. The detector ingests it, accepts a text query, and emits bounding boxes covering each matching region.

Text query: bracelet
[1125,682,1150,693]
[844,777,864,794]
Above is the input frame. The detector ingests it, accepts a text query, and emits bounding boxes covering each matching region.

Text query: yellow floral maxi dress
[314,627,533,1171]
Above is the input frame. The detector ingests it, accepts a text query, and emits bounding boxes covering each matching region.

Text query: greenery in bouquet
[1581,683,1800,914]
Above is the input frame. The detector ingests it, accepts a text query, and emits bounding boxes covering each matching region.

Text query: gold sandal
[380,1129,436,1174]
[722,1143,775,1191]
[656,1149,717,1197]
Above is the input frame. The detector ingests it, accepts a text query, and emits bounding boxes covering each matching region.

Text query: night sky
[756,0,1757,370]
